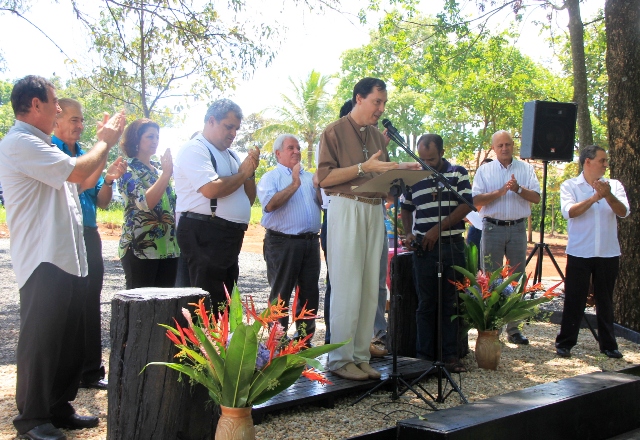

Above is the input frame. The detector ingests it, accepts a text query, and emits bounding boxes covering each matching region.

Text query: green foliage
[0,78,14,139]
[257,70,333,167]
[81,0,278,120]
[335,10,569,173]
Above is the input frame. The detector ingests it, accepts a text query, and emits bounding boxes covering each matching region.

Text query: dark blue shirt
[52,136,104,228]
[401,158,472,237]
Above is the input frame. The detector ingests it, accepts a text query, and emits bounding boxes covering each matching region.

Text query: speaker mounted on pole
[520,100,577,162]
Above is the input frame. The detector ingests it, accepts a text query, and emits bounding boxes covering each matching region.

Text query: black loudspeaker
[520,100,577,162]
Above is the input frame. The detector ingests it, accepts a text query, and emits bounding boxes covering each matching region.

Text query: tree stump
[386,253,469,359]
[108,288,217,440]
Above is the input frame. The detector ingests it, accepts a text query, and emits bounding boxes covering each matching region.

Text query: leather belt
[181,212,248,231]
[325,192,382,206]
[484,217,525,226]
[267,229,318,240]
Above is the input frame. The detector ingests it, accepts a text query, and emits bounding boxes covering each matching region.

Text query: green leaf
[250,361,306,406]
[296,341,348,361]
[221,324,258,407]
[191,325,225,386]
[246,355,288,405]
[145,362,221,405]
[229,283,243,333]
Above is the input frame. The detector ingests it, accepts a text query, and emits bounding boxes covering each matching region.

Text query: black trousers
[320,208,331,343]
[14,263,87,434]
[82,227,105,384]
[177,216,245,308]
[556,255,619,352]
[264,231,320,336]
[121,249,178,289]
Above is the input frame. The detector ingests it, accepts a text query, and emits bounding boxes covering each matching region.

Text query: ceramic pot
[215,406,255,440]
[475,329,501,370]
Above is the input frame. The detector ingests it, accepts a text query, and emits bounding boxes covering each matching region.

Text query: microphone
[381,119,400,137]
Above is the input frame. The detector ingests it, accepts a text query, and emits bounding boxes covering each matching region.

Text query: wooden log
[387,253,469,359]
[108,288,217,440]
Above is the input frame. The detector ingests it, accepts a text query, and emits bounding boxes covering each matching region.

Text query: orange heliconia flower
[277,334,313,357]
[302,368,332,385]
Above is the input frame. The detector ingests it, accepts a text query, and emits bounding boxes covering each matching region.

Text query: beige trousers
[326,196,384,370]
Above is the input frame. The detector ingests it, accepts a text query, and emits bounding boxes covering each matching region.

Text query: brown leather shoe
[369,343,388,358]
[357,362,382,379]
[332,362,369,381]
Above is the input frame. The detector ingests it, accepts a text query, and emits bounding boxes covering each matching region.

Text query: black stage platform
[252,354,433,423]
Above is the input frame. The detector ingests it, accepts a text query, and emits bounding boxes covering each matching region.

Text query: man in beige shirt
[317,77,418,380]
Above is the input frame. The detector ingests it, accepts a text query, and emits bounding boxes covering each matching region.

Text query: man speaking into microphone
[317,77,419,381]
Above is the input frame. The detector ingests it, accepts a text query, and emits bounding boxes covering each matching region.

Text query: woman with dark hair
[118,118,179,288]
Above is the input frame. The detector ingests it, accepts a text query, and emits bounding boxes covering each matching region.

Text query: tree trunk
[606,0,640,333]
[108,287,217,440]
[566,0,594,156]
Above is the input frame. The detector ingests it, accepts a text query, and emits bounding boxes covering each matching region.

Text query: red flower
[302,368,332,385]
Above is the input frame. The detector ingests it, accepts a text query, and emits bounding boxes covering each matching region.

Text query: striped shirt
[257,163,321,235]
[401,159,472,237]
[472,158,540,221]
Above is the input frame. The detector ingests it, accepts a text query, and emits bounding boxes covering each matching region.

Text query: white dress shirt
[257,163,321,235]
[472,158,540,221]
[561,173,630,258]
[0,121,87,288]
[174,134,251,224]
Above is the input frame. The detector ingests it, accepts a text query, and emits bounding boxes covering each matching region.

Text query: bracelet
[104,180,114,187]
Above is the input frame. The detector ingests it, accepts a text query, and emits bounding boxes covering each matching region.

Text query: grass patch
[97,205,124,226]
[0,206,5,224]
[250,205,262,225]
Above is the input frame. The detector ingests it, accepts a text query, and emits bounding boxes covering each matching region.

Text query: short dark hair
[204,99,243,123]
[352,78,386,103]
[339,99,353,118]
[481,158,493,165]
[417,134,444,153]
[11,75,55,116]
[121,118,160,158]
[579,145,606,167]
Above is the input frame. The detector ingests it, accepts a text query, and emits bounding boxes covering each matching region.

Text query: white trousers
[326,196,384,370]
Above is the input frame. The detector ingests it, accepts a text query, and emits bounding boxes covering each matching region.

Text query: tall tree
[82,0,278,120]
[606,0,640,333]
[258,70,332,167]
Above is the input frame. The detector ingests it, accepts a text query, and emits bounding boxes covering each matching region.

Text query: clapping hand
[592,179,610,199]
[105,157,127,183]
[506,174,519,193]
[160,149,173,176]
[96,110,126,148]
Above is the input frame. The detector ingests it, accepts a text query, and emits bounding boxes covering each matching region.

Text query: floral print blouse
[117,157,179,260]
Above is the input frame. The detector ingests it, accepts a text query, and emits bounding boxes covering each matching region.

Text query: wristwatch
[517,185,523,194]
[357,163,365,177]
[104,180,114,187]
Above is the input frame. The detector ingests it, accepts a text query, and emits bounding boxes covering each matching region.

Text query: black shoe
[507,333,529,345]
[556,347,571,358]
[51,414,99,430]
[80,378,108,390]
[19,423,66,440]
[601,349,623,359]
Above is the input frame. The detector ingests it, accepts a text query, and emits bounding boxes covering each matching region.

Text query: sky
[0,0,604,155]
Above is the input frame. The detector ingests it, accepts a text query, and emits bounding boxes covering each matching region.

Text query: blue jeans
[413,237,466,361]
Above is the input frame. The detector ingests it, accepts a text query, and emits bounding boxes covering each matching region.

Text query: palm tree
[257,70,333,167]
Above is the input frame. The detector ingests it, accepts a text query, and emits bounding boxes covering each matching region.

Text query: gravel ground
[0,238,639,440]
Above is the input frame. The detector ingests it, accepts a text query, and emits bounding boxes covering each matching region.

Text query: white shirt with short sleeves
[174,133,251,224]
[472,158,541,222]
[561,173,630,258]
[0,121,87,288]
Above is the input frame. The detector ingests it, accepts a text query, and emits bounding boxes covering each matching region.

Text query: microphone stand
[383,121,473,404]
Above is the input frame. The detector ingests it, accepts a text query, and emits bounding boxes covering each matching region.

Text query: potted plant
[452,260,562,370]
[146,285,345,440]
